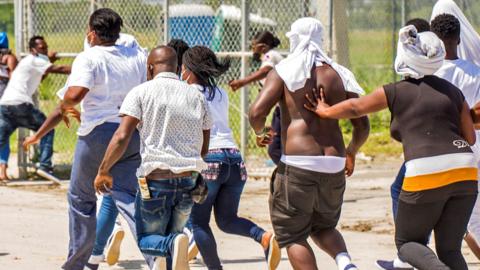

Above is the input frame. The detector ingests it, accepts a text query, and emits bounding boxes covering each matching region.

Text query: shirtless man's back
[249,18,369,270]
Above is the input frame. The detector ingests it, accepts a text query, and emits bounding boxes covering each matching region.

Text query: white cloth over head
[394,25,445,79]
[431,0,480,67]
[275,17,364,95]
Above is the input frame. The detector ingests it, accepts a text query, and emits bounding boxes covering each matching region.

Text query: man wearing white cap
[249,17,369,270]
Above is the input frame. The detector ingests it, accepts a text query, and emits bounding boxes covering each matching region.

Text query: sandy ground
[1,160,480,270]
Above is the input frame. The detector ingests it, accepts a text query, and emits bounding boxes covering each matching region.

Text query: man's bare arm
[460,102,476,145]
[230,66,272,91]
[46,65,71,75]
[63,86,89,108]
[346,92,370,155]
[6,55,18,77]
[249,70,284,134]
[23,103,81,149]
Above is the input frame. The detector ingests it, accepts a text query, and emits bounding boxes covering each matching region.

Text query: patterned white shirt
[120,72,212,176]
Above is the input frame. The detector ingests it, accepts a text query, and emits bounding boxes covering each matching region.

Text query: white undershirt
[192,84,237,150]
[281,155,346,173]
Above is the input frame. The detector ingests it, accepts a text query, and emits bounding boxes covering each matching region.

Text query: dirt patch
[341,221,373,232]
[11,184,67,196]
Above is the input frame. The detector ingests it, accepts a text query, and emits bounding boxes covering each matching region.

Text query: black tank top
[383,75,471,162]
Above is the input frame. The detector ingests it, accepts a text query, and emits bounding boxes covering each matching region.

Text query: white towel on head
[275,17,364,95]
[394,25,445,79]
[431,0,480,67]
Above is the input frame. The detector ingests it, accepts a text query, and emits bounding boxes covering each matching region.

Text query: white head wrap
[275,17,364,95]
[394,25,445,79]
[431,0,480,66]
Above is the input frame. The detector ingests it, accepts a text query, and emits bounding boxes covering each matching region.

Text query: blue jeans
[135,177,195,258]
[391,163,406,219]
[0,103,54,169]
[0,141,9,164]
[62,123,153,270]
[190,149,265,270]
[92,195,119,256]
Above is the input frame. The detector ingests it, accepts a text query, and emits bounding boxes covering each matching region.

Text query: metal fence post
[392,0,397,83]
[328,0,333,56]
[164,0,170,44]
[14,0,24,55]
[16,0,30,178]
[240,0,250,158]
[90,0,96,14]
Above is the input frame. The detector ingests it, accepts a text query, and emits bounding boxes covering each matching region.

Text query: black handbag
[191,173,208,204]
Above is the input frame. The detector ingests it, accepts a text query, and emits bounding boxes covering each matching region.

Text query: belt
[147,169,195,180]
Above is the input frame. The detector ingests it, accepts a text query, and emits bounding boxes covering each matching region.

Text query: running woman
[182,46,281,270]
[305,25,477,270]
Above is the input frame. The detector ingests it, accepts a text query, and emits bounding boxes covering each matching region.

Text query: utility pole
[317,0,350,67]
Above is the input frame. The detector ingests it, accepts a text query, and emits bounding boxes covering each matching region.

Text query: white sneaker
[105,226,125,265]
[172,234,190,270]
[87,254,105,265]
[183,227,198,261]
[153,256,167,270]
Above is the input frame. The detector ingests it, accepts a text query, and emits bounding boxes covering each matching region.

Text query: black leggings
[395,194,477,270]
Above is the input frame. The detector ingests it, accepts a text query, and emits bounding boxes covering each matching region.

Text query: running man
[52,8,152,270]
[249,18,369,270]
[0,35,70,175]
[22,32,146,268]
[94,45,211,270]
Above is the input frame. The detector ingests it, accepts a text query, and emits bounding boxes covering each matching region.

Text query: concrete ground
[1,160,479,270]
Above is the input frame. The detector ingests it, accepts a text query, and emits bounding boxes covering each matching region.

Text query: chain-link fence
[8,0,480,177]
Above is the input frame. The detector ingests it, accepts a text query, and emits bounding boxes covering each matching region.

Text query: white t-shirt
[57,33,147,100]
[120,72,212,176]
[0,54,52,105]
[260,50,283,85]
[435,58,480,167]
[65,45,147,136]
[193,84,237,150]
[435,59,480,108]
